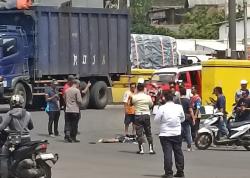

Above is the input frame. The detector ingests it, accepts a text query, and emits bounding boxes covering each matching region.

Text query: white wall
[219,19,250,42]
[188,0,250,7]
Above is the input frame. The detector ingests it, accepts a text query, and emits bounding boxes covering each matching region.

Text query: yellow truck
[112,69,155,103]
[202,60,250,113]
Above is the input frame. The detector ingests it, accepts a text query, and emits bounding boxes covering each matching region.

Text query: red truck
[146,64,202,106]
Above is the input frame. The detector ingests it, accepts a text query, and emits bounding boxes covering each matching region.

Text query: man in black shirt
[235,90,250,122]
[211,87,229,139]
[177,87,195,151]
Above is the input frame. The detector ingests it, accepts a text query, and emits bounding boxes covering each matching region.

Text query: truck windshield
[2,38,17,57]
[151,73,176,83]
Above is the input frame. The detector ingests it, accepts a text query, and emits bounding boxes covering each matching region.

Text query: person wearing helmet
[0,94,34,178]
[0,94,33,132]
[235,80,250,103]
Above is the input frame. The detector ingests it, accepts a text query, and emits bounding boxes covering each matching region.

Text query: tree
[178,7,225,39]
[130,0,152,24]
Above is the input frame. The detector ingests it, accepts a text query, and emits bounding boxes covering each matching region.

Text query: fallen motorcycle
[0,130,58,178]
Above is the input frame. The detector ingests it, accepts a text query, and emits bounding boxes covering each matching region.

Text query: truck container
[0,6,130,109]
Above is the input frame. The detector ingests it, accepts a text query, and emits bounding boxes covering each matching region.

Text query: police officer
[131,78,155,154]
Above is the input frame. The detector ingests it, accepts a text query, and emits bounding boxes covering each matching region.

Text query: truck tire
[13,83,27,108]
[90,81,108,109]
[79,81,90,110]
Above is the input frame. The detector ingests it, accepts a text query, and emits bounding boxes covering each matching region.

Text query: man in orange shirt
[123,83,136,137]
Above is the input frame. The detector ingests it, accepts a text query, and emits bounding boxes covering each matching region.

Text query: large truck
[0,6,130,109]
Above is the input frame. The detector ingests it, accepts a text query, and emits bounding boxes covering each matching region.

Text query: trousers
[159,135,184,176]
[64,112,80,139]
[134,114,153,145]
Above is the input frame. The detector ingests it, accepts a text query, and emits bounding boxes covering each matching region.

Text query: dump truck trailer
[0,6,130,109]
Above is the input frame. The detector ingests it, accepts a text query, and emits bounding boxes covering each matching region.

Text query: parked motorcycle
[0,130,58,178]
[195,112,250,151]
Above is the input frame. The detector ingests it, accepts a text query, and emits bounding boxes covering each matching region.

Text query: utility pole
[244,0,248,59]
[229,0,237,59]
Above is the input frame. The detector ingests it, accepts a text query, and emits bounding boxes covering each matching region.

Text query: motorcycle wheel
[243,146,250,151]
[195,133,212,150]
[36,160,51,178]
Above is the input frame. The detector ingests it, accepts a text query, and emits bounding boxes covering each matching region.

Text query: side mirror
[0,38,3,59]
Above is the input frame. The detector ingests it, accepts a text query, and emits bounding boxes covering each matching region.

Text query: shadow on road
[207,148,248,152]
[0,108,10,113]
[143,175,162,177]
[118,150,137,154]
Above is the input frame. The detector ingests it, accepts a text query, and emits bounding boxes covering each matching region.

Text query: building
[219,18,250,42]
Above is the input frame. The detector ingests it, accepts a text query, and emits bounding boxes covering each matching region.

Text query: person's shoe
[137,144,144,154]
[187,146,193,151]
[161,174,173,178]
[149,144,156,154]
[136,150,144,154]
[174,172,185,178]
[64,137,72,143]
[72,138,80,143]
[49,134,55,138]
[219,135,228,141]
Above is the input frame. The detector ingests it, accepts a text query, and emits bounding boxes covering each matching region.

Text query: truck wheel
[90,81,108,109]
[79,81,90,109]
[13,83,27,108]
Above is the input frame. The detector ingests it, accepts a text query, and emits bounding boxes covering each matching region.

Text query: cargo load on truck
[131,34,179,69]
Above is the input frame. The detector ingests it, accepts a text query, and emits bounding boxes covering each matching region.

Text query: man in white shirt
[154,90,185,178]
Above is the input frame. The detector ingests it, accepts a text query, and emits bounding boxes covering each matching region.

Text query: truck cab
[146,64,202,104]
[0,25,30,105]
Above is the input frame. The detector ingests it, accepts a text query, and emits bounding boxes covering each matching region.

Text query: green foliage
[179,7,225,39]
[131,3,225,39]
[130,0,152,24]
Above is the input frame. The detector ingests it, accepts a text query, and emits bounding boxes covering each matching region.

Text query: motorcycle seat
[230,120,250,128]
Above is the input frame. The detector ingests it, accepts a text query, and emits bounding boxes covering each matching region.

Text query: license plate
[40,153,54,160]
[152,105,160,115]
[3,81,7,87]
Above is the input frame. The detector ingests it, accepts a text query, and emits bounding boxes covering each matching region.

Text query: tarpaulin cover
[131,34,178,69]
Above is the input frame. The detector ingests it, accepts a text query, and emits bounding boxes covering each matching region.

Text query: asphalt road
[1,105,250,178]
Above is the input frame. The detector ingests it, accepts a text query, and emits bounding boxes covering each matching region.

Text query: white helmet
[10,95,24,107]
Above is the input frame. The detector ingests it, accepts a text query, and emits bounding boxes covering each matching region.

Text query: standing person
[190,86,202,140]
[234,90,250,122]
[178,87,195,151]
[64,79,82,143]
[154,90,185,178]
[210,86,229,139]
[235,80,249,103]
[131,79,155,154]
[169,82,180,103]
[45,79,60,137]
[123,83,136,137]
[62,75,75,97]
